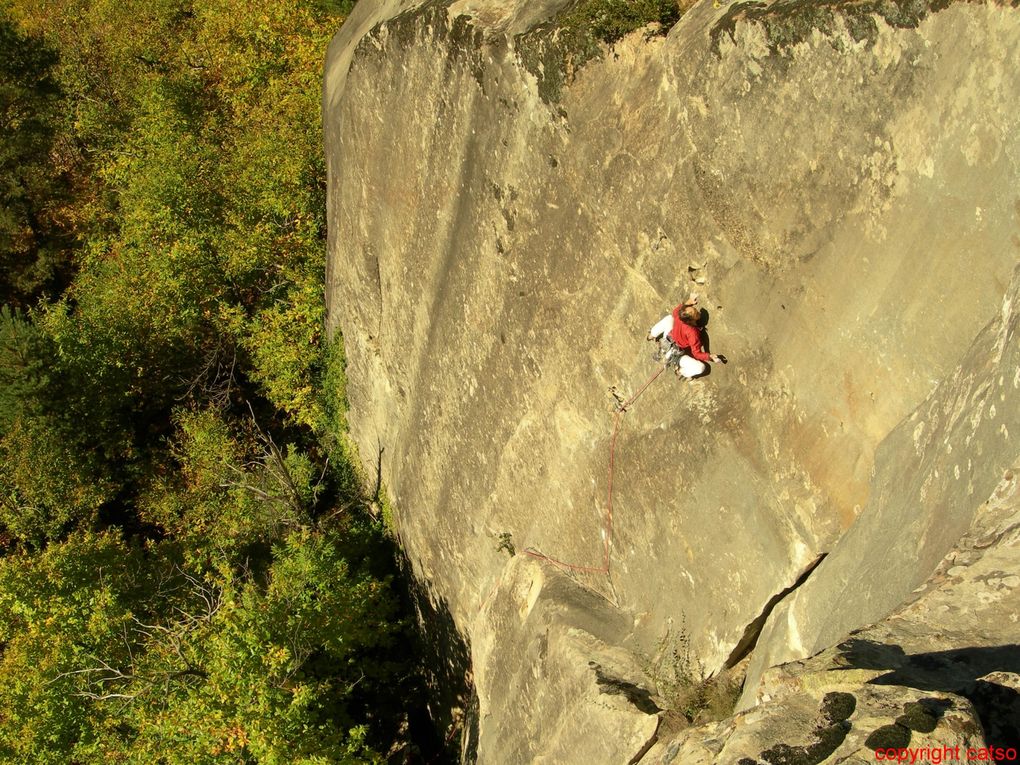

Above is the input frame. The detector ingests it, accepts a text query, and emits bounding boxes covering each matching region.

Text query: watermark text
[874,746,1018,763]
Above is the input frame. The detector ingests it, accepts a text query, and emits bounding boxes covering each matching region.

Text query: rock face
[646,458,1020,763]
[324,1,1020,761]
[738,266,1020,712]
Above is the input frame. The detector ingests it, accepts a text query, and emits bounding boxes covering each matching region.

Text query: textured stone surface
[323,1,1020,761]
[471,555,660,763]
[740,266,1020,708]
[646,681,984,765]
[647,458,1020,762]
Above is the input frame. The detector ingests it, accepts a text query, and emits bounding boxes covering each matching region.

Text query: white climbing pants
[674,353,706,379]
[661,340,706,378]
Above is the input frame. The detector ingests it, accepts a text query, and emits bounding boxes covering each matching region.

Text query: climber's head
[679,305,701,326]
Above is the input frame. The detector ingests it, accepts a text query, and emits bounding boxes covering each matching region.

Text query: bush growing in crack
[644,618,743,726]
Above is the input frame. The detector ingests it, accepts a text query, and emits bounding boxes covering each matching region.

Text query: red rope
[460,365,665,760]
[522,364,666,575]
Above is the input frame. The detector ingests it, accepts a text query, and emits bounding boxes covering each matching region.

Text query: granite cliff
[323,1,1020,761]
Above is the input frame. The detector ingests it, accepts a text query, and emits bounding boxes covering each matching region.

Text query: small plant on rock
[496,531,516,557]
[644,618,743,727]
[562,0,684,46]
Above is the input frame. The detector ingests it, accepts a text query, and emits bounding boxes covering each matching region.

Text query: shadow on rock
[397,547,477,764]
[839,638,1020,754]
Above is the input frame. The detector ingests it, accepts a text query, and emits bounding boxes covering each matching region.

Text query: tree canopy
[0,0,440,761]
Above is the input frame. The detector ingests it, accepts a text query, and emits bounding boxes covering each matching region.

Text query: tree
[0,531,141,762]
[0,528,398,763]
[0,307,115,543]
[0,9,72,306]
[0,305,51,428]
[0,0,431,758]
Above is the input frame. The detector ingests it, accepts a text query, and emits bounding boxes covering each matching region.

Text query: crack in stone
[725,553,828,669]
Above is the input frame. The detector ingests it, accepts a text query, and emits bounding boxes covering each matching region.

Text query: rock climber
[647,295,727,379]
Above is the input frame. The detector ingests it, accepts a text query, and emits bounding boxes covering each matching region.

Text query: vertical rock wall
[324,1,1020,760]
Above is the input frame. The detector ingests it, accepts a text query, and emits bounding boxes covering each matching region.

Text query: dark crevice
[378,547,475,764]
[724,553,828,669]
[627,714,663,765]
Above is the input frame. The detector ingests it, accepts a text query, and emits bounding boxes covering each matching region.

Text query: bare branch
[74,691,139,701]
[177,339,238,408]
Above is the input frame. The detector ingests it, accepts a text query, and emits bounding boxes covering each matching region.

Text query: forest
[0,0,431,761]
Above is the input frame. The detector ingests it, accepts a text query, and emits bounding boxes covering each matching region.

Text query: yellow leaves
[210,722,250,755]
[263,644,291,671]
[216,301,246,337]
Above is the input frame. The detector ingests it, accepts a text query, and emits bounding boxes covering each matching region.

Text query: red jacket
[670,305,712,362]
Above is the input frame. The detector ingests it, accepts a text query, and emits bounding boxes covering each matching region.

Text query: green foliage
[0,0,429,758]
[0,306,52,428]
[0,414,114,543]
[496,531,515,557]
[241,273,325,431]
[0,9,72,305]
[0,531,142,762]
[0,0,356,522]
[0,308,116,542]
[0,0,359,503]
[710,0,956,55]
[320,336,349,435]
[562,0,682,45]
[308,0,357,16]
[0,528,398,763]
[100,531,395,764]
[140,408,321,549]
[377,486,397,535]
[317,336,369,501]
[6,0,341,441]
[645,620,742,725]
[517,0,683,102]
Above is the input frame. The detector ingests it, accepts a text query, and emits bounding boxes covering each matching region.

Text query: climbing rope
[457,364,667,762]
[522,363,667,575]
[432,363,670,762]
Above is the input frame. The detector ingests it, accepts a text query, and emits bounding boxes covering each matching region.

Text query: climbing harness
[522,363,667,575]
[652,337,688,373]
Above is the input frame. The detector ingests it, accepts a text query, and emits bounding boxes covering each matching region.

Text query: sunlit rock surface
[324,1,1020,761]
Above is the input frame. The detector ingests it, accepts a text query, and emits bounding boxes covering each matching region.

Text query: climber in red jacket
[647,295,727,378]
